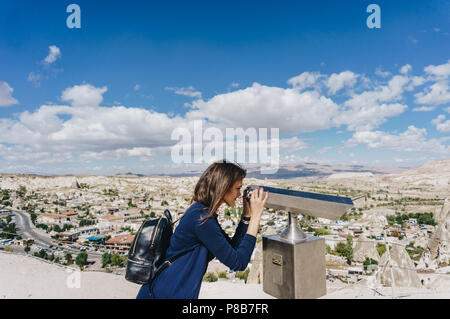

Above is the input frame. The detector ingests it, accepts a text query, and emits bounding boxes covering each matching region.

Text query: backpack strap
[153,248,195,279]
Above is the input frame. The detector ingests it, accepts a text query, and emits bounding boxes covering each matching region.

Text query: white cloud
[3,60,450,172]
[431,114,450,133]
[412,106,436,112]
[399,64,412,75]
[344,75,410,107]
[335,75,412,131]
[80,147,154,161]
[424,60,450,79]
[0,81,18,107]
[279,136,308,153]
[186,82,339,135]
[375,67,391,78]
[318,146,332,154]
[335,103,408,132]
[405,76,425,91]
[61,84,107,107]
[414,81,450,105]
[134,84,141,91]
[27,72,42,88]
[43,45,61,64]
[0,84,188,158]
[408,36,418,44]
[165,86,202,99]
[346,126,450,154]
[326,71,358,95]
[287,72,325,91]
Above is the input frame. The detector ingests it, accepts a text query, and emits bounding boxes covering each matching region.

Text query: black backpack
[125,209,191,285]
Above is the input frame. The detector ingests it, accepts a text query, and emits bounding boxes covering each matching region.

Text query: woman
[136,160,268,299]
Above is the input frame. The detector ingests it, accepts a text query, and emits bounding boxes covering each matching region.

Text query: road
[10,209,103,259]
[12,209,53,247]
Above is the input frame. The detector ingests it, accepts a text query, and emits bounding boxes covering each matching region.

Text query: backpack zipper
[150,217,163,248]
[127,258,144,264]
[131,216,165,255]
[131,220,147,255]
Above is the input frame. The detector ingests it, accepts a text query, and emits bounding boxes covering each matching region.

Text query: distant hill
[157,162,407,179]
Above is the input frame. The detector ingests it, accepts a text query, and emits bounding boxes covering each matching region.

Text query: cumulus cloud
[43,45,61,64]
[334,75,414,131]
[375,67,391,78]
[400,64,412,75]
[287,72,325,91]
[326,71,358,95]
[3,60,450,172]
[0,84,189,163]
[431,114,450,133]
[61,84,107,107]
[0,81,19,107]
[27,72,42,88]
[165,86,202,99]
[412,106,436,112]
[424,60,450,80]
[80,147,154,161]
[413,61,450,106]
[414,81,450,105]
[346,126,450,154]
[186,82,339,135]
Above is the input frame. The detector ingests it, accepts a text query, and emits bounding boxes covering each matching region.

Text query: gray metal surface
[263,234,326,299]
[250,185,353,220]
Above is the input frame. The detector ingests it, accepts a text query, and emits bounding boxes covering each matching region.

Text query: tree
[65,253,73,265]
[102,252,112,268]
[161,200,169,206]
[335,236,353,264]
[75,251,88,270]
[38,249,48,259]
[111,253,125,267]
[24,246,30,254]
[376,243,386,257]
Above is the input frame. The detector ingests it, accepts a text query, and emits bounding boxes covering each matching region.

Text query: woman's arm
[195,217,256,271]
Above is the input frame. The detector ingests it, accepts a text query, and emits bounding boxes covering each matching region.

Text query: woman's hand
[249,187,269,219]
[245,187,269,237]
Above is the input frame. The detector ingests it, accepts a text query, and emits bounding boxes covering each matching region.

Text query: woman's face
[223,179,243,207]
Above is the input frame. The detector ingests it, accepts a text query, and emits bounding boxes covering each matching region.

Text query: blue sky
[0,0,449,175]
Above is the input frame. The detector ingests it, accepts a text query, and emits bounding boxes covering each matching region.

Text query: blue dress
[136,201,256,299]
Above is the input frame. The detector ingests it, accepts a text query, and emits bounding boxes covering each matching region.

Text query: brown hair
[192,160,246,221]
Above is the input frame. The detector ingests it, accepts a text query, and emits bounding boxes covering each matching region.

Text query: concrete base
[262,234,326,299]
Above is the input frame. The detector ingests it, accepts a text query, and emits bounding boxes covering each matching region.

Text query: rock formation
[426,198,449,265]
[352,235,380,263]
[247,241,263,284]
[378,243,422,288]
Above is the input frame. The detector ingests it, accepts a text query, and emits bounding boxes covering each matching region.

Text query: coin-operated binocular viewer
[244,185,353,299]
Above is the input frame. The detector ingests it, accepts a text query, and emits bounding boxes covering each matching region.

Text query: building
[105,234,134,251]
[36,213,66,226]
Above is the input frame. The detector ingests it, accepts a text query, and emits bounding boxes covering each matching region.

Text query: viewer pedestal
[262,234,326,299]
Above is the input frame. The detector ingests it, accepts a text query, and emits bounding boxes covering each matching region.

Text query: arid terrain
[1,159,449,298]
